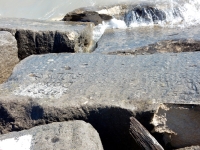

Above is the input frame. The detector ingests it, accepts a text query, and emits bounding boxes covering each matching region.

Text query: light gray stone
[0,31,19,83]
[0,52,200,149]
[1,53,200,103]
[0,121,103,150]
[0,18,95,59]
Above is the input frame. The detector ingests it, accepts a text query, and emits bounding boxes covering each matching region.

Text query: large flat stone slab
[0,52,200,149]
[1,53,200,104]
[0,31,19,83]
[94,26,200,54]
[0,18,95,59]
[0,121,103,150]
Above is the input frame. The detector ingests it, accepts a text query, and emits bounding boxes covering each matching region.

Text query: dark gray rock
[0,18,95,59]
[95,26,200,54]
[0,121,103,150]
[63,11,112,25]
[62,4,128,23]
[0,31,19,83]
[109,39,200,55]
[124,6,166,26]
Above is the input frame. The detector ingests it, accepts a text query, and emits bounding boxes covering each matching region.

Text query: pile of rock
[0,4,200,150]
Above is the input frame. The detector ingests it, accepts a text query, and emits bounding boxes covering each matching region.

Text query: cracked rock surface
[0,121,103,150]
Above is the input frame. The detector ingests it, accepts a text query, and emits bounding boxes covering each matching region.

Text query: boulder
[0,31,19,83]
[0,18,95,60]
[0,121,103,150]
[1,52,200,103]
[124,6,166,26]
[63,11,112,25]
[62,4,128,24]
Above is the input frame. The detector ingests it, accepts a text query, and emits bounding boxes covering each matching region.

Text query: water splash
[123,0,200,28]
[1,0,200,28]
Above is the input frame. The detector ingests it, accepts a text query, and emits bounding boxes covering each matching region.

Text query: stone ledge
[0,18,95,59]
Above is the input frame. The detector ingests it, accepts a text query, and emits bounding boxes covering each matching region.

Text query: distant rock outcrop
[63,11,112,25]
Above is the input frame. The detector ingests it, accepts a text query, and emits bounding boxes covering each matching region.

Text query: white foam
[93,23,108,42]
[106,18,127,29]
[0,135,32,150]
[93,18,127,42]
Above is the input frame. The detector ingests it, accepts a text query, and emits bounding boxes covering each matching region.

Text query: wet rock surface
[108,39,200,55]
[62,4,129,23]
[95,26,200,55]
[124,6,166,26]
[0,18,95,59]
[0,31,19,84]
[0,121,104,150]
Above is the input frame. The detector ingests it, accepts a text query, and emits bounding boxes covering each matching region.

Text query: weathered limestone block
[0,31,19,83]
[151,104,200,148]
[0,18,95,59]
[1,52,200,103]
[0,121,103,150]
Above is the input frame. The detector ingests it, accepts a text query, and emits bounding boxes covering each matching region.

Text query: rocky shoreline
[0,4,200,150]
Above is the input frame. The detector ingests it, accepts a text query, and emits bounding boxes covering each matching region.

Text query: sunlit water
[1,0,200,41]
[0,0,200,25]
